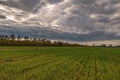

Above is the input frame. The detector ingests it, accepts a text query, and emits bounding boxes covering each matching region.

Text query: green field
[0,47,120,80]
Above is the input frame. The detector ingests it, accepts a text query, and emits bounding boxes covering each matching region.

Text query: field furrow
[0,47,120,80]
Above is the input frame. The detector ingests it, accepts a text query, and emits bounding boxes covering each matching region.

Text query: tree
[92,43,95,47]
[17,35,21,40]
[10,33,15,40]
[109,44,112,47]
[100,44,106,47]
[24,36,28,40]
[42,39,46,42]
[0,35,8,40]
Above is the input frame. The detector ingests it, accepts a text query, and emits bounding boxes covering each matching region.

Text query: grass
[0,46,120,80]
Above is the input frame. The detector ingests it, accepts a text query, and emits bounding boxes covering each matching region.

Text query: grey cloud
[73,0,95,4]
[0,0,120,42]
[0,0,40,11]
[0,15,6,19]
[107,0,120,3]
[74,0,118,15]
[98,17,110,23]
[19,0,40,11]
[103,4,117,14]
[58,15,94,32]
[95,0,119,14]
[0,1,5,4]
[90,4,116,14]
[91,14,110,23]
[45,0,63,4]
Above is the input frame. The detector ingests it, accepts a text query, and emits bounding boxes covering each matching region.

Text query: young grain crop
[0,47,120,80]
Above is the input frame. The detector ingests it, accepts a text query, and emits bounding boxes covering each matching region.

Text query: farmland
[0,47,120,80]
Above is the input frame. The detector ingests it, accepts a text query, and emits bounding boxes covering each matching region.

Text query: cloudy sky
[0,0,120,45]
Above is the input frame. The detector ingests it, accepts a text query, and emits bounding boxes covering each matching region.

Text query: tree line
[0,34,83,46]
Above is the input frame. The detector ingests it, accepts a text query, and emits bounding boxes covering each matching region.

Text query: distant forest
[0,34,83,46]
